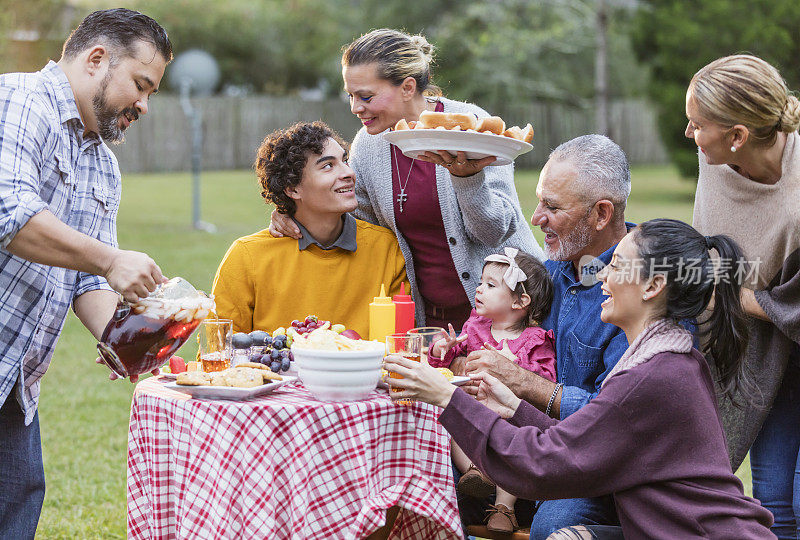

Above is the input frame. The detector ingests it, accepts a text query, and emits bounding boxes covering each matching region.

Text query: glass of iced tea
[407,326,445,362]
[385,332,423,405]
[198,319,233,372]
[97,277,215,379]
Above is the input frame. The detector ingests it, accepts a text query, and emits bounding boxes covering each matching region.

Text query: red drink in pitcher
[97,278,215,378]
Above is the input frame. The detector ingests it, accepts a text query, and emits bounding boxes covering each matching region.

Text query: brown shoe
[485,503,519,533]
[457,463,496,499]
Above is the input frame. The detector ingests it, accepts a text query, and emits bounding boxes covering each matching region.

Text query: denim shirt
[542,224,634,420]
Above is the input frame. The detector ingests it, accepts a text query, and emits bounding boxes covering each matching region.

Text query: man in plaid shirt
[0,9,172,537]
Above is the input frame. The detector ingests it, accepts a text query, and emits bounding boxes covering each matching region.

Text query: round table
[126,377,462,539]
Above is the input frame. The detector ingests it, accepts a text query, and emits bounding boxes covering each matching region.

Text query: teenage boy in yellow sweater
[212,122,408,337]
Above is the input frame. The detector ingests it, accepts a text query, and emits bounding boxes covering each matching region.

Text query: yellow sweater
[211,220,408,337]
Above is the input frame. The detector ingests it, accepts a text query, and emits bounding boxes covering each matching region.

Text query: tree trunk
[595,0,609,136]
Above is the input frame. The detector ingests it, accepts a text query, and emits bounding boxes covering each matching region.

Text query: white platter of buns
[383,111,533,166]
[164,364,297,400]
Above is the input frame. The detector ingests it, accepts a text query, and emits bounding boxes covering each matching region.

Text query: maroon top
[439,349,775,539]
[391,101,470,310]
[429,310,557,383]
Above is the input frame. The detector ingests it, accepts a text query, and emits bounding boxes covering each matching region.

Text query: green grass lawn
[36,164,750,538]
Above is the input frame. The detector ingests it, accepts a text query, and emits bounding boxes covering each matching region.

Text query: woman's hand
[740,287,770,321]
[471,371,521,419]
[268,208,302,239]
[430,323,468,361]
[384,353,456,408]
[417,150,497,177]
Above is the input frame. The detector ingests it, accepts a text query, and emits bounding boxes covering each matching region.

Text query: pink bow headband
[484,247,528,293]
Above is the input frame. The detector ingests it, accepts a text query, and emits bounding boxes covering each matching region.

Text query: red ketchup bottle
[392,282,415,334]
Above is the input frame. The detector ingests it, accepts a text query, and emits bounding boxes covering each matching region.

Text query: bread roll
[520,123,534,143]
[502,126,524,140]
[394,118,410,130]
[418,111,477,131]
[476,116,505,135]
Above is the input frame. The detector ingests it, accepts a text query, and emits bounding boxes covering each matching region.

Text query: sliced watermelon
[169,355,187,374]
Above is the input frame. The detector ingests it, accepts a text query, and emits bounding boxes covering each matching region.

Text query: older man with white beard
[462,134,633,539]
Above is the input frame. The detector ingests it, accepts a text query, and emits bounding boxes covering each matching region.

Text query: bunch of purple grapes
[291,315,329,335]
[232,330,293,373]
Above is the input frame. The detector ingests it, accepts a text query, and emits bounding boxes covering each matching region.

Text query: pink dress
[430,310,557,382]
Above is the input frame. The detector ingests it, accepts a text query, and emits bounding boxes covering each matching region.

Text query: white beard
[543,220,592,261]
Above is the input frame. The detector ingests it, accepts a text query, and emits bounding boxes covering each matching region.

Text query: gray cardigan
[349,97,543,325]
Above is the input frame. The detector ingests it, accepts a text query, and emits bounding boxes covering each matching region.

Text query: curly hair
[484,251,553,329]
[254,121,347,216]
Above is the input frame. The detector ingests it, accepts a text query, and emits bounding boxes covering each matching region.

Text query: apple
[169,355,187,374]
[340,329,362,340]
[331,323,346,334]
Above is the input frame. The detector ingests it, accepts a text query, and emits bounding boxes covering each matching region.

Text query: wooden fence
[109,95,668,173]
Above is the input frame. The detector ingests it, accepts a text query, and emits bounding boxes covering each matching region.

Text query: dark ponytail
[702,234,750,398]
[632,219,750,400]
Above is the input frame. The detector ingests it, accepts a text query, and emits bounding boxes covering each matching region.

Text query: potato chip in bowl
[291,329,385,402]
[291,328,383,352]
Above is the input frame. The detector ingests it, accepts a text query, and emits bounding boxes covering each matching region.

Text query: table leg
[364,505,400,540]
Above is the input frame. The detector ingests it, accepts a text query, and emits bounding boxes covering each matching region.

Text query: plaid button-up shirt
[0,61,119,424]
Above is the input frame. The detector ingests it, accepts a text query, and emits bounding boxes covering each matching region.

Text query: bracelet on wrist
[545,383,563,418]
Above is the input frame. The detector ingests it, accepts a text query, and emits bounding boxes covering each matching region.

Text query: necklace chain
[393,101,437,212]
[392,145,415,213]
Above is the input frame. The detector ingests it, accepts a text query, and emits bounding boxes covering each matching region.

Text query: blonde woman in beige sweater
[686,54,800,539]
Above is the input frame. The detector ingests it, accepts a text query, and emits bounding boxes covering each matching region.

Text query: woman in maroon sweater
[386,218,774,539]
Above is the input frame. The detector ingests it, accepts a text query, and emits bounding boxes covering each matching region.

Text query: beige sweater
[692,131,800,469]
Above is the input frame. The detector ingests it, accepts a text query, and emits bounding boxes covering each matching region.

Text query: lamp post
[168,50,220,232]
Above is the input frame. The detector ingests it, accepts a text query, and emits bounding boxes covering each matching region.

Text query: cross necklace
[392,145,416,213]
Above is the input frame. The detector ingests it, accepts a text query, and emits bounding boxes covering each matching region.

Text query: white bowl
[291,342,385,402]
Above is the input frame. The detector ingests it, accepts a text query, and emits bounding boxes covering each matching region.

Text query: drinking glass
[385,333,423,405]
[407,326,445,362]
[197,319,233,372]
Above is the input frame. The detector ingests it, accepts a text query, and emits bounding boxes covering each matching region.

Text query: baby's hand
[431,323,468,361]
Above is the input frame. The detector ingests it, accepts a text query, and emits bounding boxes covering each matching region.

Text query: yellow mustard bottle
[369,284,396,341]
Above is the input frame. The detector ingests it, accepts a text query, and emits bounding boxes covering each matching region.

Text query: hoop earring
[730,146,736,153]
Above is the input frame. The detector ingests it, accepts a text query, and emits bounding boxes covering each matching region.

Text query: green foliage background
[3,0,800,176]
[632,0,800,177]
[0,0,646,108]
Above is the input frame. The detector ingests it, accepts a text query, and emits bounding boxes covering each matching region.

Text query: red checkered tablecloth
[127,377,462,539]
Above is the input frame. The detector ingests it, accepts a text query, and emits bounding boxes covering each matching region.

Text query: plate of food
[164,364,296,400]
[383,111,533,166]
[156,356,201,382]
